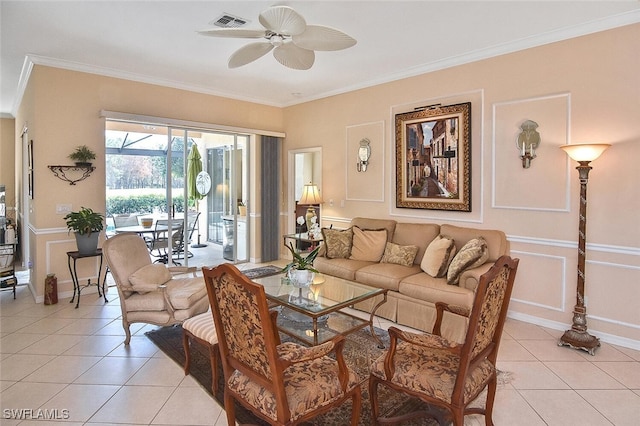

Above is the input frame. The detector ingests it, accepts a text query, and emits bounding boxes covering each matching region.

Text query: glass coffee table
[253,273,388,348]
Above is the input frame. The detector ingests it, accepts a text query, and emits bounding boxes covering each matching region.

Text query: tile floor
[1,266,639,425]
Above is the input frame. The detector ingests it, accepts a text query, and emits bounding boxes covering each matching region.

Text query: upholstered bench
[182,310,219,393]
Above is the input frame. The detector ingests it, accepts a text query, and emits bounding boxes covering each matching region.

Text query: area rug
[147,323,471,425]
[240,265,283,279]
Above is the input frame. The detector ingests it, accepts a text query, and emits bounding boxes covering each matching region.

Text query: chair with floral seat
[201,263,362,426]
[369,255,519,426]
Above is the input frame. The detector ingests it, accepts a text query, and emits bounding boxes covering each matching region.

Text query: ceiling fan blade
[259,5,306,36]
[198,28,266,39]
[228,42,274,68]
[293,25,357,51]
[273,43,315,70]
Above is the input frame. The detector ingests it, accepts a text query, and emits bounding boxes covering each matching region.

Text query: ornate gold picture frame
[395,102,471,211]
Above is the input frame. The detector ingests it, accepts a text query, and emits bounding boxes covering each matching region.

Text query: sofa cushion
[351,217,397,242]
[355,263,422,292]
[314,256,375,281]
[447,237,489,285]
[399,273,475,309]
[381,242,419,267]
[350,227,387,262]
[421,235,457,278]
[322,227,353,259]
[129,264,171,292]
[391,223,441,264]
[440,224,508,261]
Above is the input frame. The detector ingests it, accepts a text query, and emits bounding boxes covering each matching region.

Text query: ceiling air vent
[210,13,249,28]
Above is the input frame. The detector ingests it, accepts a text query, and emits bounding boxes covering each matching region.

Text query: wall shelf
[48,165,96,185]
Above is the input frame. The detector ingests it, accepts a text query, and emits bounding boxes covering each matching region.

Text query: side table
[67,249,108,308]
[283,233,323,254]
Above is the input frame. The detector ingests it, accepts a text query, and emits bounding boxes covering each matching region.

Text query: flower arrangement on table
[307,216,322,240]
[296,215,305,234]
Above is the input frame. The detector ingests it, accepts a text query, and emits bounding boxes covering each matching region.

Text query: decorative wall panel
[346,121,384,202]
[493,94,570,211]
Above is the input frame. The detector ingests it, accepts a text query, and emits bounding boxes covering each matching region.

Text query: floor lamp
[558,143,610,355]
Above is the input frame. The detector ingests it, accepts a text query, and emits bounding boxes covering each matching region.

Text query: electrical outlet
[56,204,72,214]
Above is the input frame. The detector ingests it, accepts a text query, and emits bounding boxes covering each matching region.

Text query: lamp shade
[299,183,323,205]
[560,144,610,162]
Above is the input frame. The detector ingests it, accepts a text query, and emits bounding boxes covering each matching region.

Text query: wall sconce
[357,138,371,172]
[516,120,540,168]
[558,143,610,355]
[298,183,323,232]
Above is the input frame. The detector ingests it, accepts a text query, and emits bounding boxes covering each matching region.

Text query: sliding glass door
[207,134,249,263]
[106,120,249,265]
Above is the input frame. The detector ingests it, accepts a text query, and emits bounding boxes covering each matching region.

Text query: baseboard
[508,311,640,351]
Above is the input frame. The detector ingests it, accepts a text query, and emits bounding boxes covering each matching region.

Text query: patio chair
[175,211,200,260]
[103,233,209,345]
[201,263,362,426]
[147,218,184,265]
[369,255,519,426]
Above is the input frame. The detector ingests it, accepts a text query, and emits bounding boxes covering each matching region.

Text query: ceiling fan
[198,5,356,70]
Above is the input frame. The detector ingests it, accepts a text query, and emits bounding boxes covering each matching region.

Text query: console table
[0,243,17,299]
[67,249,108,308]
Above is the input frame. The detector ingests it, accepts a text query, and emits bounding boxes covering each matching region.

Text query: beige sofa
[314,217,509,343]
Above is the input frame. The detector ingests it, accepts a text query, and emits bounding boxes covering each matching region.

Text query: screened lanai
[105,119,250,266]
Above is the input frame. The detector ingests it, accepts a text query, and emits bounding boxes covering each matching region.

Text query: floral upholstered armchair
[369,255,519,426]
[201,263,362,426]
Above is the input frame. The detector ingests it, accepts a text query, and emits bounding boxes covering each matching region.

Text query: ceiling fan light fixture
[269,34,285,47]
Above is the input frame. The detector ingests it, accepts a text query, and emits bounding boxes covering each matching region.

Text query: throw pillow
[321,227,354,259]
[446,237,489,285]
[129,263,172,292]
[421,235,457,278]
[380,242,419,267]
[349,227,388,262]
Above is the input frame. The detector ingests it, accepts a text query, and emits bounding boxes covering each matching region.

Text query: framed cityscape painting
[395,102,471,211]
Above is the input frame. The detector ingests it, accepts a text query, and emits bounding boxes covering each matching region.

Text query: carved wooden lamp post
[558,143,610,355]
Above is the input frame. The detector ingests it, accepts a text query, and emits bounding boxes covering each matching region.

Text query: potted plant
[68,145,96,166]
[282,242,320,288]
[64,206,104,255]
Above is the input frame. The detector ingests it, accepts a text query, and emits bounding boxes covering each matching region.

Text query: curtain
[260,136,281,261]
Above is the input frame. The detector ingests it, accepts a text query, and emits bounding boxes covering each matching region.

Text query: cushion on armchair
[129,264,172,292]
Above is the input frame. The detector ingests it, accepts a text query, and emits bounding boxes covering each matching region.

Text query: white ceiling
[2,1,639,118]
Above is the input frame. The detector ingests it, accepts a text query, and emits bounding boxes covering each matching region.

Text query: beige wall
[9,23,639,348]
[282,24,640,346]
[15,66,283,302]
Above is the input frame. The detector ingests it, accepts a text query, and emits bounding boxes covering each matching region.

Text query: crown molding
[11,9,640,116]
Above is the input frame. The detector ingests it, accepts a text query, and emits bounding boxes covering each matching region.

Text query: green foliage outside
[106,194,187,216]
